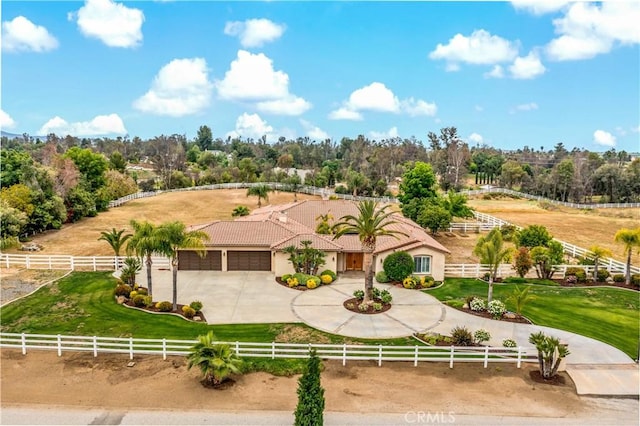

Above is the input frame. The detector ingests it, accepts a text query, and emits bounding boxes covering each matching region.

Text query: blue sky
[1,0,639,152]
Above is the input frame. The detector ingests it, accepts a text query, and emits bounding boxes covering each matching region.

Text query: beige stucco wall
[273,251,338,277]
[374,246,447,282]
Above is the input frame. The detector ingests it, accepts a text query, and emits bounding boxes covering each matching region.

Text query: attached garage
[227,250,272,271]
[178,250,222,271]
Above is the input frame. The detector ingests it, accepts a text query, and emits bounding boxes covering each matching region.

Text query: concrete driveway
[136,270,301,324]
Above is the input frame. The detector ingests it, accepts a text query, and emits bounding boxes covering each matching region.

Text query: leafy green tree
[187,331,242,387]
[346,169,367,196]
[529,331,570,379]
[442,190,474,219]
[63,147,108,192]
[1,149,36,187]
[65,186,97,222]
[473,228,512,302]
[156,221,209,311]
[417,202,451,235]
[294,348,325,426]
[516,225,553,248]
[98,228,132,257]
[127,220,161,297]
[108,151,127,173]
[500,160,526,189]
[398,162,438,221]
[333,201,405,302]
[614,228,640,285]
[284,240,326,275]
[588,245,612,282]
[530,241,564,279]
[315,213,333,235]
[513,247,533,278]
[246,184,273,208]
[100,170,138,201]
[196,125,214,151]
[0,199,28,248]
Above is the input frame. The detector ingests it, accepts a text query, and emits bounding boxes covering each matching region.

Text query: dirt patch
[0,268,68,305]
[529,370,571,387]
[273,324,331,344]
[1,349,595,418]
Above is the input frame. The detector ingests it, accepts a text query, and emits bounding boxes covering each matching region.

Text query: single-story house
[179,200,450,281]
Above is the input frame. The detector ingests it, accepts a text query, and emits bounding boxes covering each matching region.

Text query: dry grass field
[468,196,639,263]
[11,189,318,256]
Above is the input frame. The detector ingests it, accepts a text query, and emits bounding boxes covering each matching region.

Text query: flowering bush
[420,276,435,288]
[181,305,196,319]
[358,303,369,312]
[487,300,507,319]
[403,276,418,289]
[474,329,491,344]
[320,274,333,285]
[502,338,517,348]
[353,290,365,300]
[155,301,172,312]
[565,275,577,285]
[319,270,337,281]
[373,302,383,311]
[287,277,299,287]
[306,279,318,289]
[469,298,486,312]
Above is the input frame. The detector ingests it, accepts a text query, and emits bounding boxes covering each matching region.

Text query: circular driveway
[291,277,446,339]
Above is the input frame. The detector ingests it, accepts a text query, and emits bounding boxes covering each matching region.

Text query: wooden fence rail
[0,332,538,368]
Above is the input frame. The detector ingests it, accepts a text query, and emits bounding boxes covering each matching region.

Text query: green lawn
[428,278,640,358]
[0,271,415,346]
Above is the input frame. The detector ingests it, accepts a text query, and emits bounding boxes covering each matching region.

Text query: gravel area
[0,269,68,305]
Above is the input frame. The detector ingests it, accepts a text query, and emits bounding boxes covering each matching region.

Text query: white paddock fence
[0,332,538,369]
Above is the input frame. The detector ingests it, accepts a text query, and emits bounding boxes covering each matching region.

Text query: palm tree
[127,220,161,297]
[588,245,612,281]
[156,221,209,311]
[98,228,132,266]
[614,228,640,285]
[473,228,512,303]
[187,331,242,387]
[529,331,570,379]
[246,184,273,208]
[333,201,405,303]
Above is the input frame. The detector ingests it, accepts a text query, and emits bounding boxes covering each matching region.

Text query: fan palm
[614,228,640,285]
[187,332,242,387]
[127,220,161,297]
[473,228,512,302]
[588,245,612,281]
[333,201,405,303]
[98,228,131,257]
[246,184,273,208]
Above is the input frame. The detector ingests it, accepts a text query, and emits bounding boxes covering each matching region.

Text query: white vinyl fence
[0,332,537,369]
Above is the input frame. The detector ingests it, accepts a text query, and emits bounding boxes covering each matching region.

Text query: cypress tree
[294,348,325,426]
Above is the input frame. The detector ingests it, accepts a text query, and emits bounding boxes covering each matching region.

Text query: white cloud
[256,96,311,116]
[429,30,519,68]
[0,109,17,129]
[474,105,484,112]
[631,125,640,133]
[514,102,539,112]
[71,0,144,48]
[300,120,329,141]
[546,2,640,61]
[133,58,212,117]
[511,0,570,15]
[226,113,273,141]
[445,63,461,72]
[401,98,437,117]
[593,130,616,147]
[484,65,505,79]
[1,16,59,52]
[369,127,399,140]
[38,113,127,136]
[468,133,484,145]
[509,51,546,79]
[224,19,285,48]
[328,107,363,121]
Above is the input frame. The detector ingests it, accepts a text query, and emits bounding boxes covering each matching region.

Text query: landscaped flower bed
[115,283,206,321]
[343,288,393,314]
[276,270,337,291]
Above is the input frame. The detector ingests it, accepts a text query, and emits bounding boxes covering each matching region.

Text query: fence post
[484,346,489,368]
[26,256,30,269]
[162,339,167,360]
[57,334,62,357]
[21,333,26,355]
[93,257,97,271]
[129,337,134,360]
[414,346,418,367]
[272,341,275,360]
[378,345,382,367]
[93,336,98,357]
[235,341,239,357]
[70,256,74,270]
[517,347,522,368]
[49,257,52,270]
[342,344,347,366]
[449,346,454,369]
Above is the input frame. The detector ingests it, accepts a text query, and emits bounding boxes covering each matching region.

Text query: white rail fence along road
[0,333,538,369]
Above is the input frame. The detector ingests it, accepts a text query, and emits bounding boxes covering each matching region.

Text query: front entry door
[346,253,364,271]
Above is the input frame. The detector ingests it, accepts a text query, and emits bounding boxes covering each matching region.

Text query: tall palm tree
[98,228,132,258]
[187,331,242,387]
[614,228,640,285]
[246,184,272,208]
[333,201,405,303]
[473,228,512,302]
[127,220,160,297]
[156,221,209,311]
[588,245,612,281]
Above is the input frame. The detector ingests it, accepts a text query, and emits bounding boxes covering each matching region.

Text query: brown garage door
[178,250,222,270]
[227,251,271,271]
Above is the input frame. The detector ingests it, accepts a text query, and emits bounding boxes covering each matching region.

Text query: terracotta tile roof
[271,233,343,250]
[199,221,294,247]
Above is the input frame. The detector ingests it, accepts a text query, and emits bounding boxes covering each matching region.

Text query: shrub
[282,274,292,282]
[320,274,333,285]
[564,267,582,277]
[114,284,132,297]
[450,326,474,346]
[307,276,321,288]
[232,205,250,217]
[420,276,435,288]
[375,271,390,283]
[513,247,533,278]
[380,291,393,304]
[358,303,368,312]
[182,305,196,319]
[294,273,317,287]
[190,301,203,312]
[287,277,299,287]
[143,296,153,308]
[487,300,506,319]
[129,290,138,299]
[334,184,348,194]
[565,275,577,285]
[632,274,640,286]
[612,274,625,282]
[596,269,610,282]
[500,224,519,242]
[156,301,173,312]
[136,288,148,296]
[373,302,383,311]
[132,294,146,307]
[469,298,486,312]
[353,290,365,300]
[574,269,587,283]
[383,251,414,282]
[306,279,318,289]
[474,329,491,344]
[502,338,517,348]
[319,270,337,281]
[402,276,418,289]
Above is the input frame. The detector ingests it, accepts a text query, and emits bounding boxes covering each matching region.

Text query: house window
[414,256,431,274]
